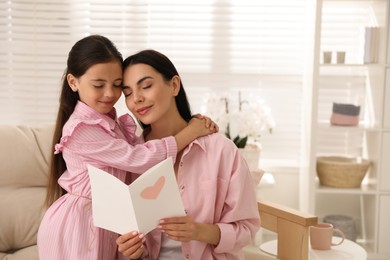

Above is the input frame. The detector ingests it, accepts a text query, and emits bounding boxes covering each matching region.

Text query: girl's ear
[67,74,78,92]
[171,75,181,96]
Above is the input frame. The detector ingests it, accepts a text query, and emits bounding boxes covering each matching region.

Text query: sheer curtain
[0,0,314,167]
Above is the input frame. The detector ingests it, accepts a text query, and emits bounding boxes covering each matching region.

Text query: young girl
[116,50,260,259]
[37,35,217,260]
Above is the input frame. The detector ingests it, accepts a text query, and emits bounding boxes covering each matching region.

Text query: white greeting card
[88,157,185,235]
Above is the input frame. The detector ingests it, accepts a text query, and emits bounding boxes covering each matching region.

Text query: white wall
[258,167,300,210]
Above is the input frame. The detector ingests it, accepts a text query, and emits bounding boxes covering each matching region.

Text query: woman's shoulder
[201,132,229,142]
[200,132,238,153]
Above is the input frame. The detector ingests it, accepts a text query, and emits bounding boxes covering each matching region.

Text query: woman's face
[67,61,123,114]
[122,63,179,125]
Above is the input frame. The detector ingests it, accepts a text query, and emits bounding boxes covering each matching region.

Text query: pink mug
[310,223,345,250]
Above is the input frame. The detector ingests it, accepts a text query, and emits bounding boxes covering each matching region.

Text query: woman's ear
[171,75,181,96]
[67,74,78,92]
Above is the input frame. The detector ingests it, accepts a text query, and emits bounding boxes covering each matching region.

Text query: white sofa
[0,124,53,260]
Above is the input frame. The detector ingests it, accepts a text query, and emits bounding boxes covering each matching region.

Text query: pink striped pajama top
[37,101,177,260]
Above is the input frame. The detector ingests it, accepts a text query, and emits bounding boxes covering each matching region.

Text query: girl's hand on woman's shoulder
[190,114,219,135]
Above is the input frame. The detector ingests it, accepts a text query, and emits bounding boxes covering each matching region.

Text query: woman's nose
[133,90,144,103]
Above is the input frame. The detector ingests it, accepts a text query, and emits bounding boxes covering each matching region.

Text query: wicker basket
[316,156,370,188]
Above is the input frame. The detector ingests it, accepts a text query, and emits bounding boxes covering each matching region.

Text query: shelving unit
[303,0,390,258]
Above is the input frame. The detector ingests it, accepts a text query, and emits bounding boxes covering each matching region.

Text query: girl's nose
[104,87,115,98]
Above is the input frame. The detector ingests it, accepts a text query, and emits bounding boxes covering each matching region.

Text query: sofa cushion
[0,245,39,260]
[0,187,45,253]
[0,125,53,188]
[0,124,53,259]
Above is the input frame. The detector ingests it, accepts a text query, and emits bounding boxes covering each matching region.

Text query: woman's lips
[136,105,152,115]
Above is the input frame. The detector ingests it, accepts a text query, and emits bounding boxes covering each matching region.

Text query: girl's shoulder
[55,115,114,154]
[63,115,112,137]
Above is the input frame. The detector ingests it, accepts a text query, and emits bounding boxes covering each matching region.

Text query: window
[0,0,315,167]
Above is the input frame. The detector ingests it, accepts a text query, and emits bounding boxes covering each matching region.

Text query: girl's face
[122,63,180,125]
[67,61,122,114]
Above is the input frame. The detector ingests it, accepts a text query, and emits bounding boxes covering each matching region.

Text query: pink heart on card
[140,176,165,200]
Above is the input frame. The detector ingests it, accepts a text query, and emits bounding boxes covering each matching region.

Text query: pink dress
[37,101,177,260]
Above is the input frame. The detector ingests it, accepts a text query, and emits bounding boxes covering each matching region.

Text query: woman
[117,50,260,260]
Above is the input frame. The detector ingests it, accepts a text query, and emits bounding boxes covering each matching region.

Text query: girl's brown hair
[45,35,122,207]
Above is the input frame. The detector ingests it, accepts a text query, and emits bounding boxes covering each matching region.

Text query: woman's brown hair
[122,50,192,130]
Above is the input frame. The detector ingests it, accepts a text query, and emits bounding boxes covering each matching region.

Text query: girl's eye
[143,84,152,90]
[93,85,104,89]
[114,84,122,88]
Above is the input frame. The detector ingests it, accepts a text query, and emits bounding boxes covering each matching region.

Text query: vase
[239,143,262,172]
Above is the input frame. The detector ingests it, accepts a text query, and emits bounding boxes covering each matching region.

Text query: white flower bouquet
[205,91,274,148]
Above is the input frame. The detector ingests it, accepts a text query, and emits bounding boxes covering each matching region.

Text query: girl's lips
[136,105,152,115]
[99,101,115,108]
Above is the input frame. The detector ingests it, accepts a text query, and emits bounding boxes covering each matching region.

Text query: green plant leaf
[225,124,231,139]
[234,135,248,148]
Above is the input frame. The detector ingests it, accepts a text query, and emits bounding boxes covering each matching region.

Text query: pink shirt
[38,101,177,260]
[143,133,261,260]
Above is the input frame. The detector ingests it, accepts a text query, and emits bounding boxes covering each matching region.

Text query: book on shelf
[88,157,185,235]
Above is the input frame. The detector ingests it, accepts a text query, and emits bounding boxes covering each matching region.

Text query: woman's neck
[145,114,188,141]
